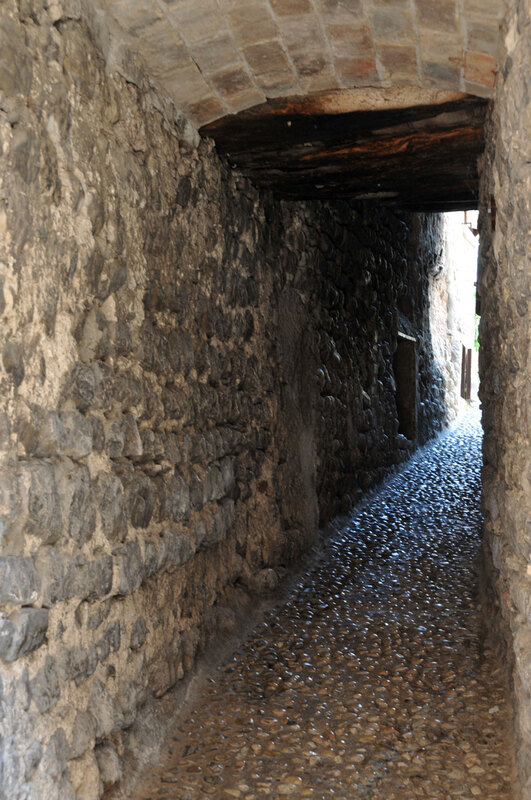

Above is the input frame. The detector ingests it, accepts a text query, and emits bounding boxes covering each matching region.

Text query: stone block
[243,39,293,79]
[464,50,496,87]
[73,555,113,601]
[416,0,458,32]
[30,655,60,712]
[121,414,143,458]
[168,3,226,44]
[114,540,144,595]
[227,3,278,47]
[421,59,460,86]
[106,621,121,652]
[190,33,240,73]
[419,29,463,62]
[69,711,96,759]
[61,410,92,460]
[95,472,127,543]
[0,17,33,97]
[158,64,212,109]
[161,528,195,569]
[320,0,364,22]
[139,19,188,64]
[209,64,257,104]
[0,608,49,662]
[89,416,105,452]
[2,341,25,387]
[143,539,159,579]
[36,411,66,457]
[24,740,43,781]
[111,0,161,35]
[114,679,146,729]
[188,467,206,511]
[463,0,502,18]
[125,473,154,528]
[105,419,125,459]
[139,428,156,461]
[271,0,312,13]
[57,464,96,545]
[186,94,228,126]
[59,645,98,685]
[327,23,374,57]
[34,548,73,606]
[464,80,494,98]
[0,556,40,605]
[370,7,415,42]
[42,729,68,780]
[336,56,380,84]
[20,461,63,545]
[147,648,183,697]
[465,17,500,54]
[95,633,110,663]
[280,17,332,78]
[379,44,419,80]
[69,363,96,412]
[95,742,122,788]
[130,617,148,650]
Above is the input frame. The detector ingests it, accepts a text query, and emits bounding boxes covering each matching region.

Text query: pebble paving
[136,413,514,800]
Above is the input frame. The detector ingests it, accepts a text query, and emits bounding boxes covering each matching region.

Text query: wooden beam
[200,95,488,210]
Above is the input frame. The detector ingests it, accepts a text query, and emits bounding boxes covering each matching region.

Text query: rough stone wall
[478,0,531,794]
[304,206,446,521]
[0,2,447,798]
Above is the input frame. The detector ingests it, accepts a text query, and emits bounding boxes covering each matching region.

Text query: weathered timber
[201,93,488,210]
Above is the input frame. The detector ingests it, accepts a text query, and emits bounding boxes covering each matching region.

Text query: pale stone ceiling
[104,0,504,127]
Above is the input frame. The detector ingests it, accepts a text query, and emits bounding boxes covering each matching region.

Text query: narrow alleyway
[135,414,513,800]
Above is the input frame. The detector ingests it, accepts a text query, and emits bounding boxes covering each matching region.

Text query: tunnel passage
[0,1,530,799]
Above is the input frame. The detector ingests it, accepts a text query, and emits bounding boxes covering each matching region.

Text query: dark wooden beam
[200,95,488,211]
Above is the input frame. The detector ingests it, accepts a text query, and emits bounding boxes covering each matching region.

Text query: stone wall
[478,0,531,795]
[0,2,447,797]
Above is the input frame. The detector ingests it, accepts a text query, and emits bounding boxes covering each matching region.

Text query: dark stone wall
[0,2,446,797]
[263,203,447,525]
[478,0,531,795]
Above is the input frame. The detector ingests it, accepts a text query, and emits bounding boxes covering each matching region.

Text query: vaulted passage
[0,1,529,799]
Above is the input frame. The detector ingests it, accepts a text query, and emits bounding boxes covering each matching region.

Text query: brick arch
[107,0,502,127]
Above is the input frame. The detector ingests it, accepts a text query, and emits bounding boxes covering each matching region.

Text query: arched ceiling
[104,0,505,209]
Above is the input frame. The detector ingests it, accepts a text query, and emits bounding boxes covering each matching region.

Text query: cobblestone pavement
[135,414,514,800]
